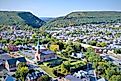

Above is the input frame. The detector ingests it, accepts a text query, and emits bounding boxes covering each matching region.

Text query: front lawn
[40,65,57,78]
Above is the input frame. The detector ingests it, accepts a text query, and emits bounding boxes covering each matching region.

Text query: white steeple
[37,38,40,53]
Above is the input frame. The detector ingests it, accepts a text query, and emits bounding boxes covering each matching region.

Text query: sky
[0,0,121,17]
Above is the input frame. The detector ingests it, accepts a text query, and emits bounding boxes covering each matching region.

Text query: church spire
[37,37,40,53]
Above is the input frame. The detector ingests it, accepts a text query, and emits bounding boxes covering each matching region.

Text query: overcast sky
[0,0,121,17]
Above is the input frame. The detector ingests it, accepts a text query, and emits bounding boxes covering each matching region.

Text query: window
[36,56,39,60]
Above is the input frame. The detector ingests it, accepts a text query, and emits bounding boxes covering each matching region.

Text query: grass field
[40,65,57,78]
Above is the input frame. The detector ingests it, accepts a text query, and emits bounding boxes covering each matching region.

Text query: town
[0,22,121,81]
[0,0,121,81]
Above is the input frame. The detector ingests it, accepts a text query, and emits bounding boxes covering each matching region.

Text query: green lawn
[71,61,83,65]
[40,65,57,78]
[39,57,86,78]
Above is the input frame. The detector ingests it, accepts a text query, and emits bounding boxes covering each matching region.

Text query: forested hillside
[43,11,121,28]
[0,11,45,28]
[1,11,121,28]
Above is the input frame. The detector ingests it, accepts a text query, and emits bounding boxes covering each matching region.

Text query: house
[109,44,121,49]
[0,43,3,49]
[26,71,44,81]
[73,69,98,81]
[73,70,88,79]
[17,44,31,50]
[65,75,82,81]
[95,48,104,54]
[0,54,12,66]
[5,57,27,71]
[7,44,18,51]
[93,47,105,54]
[0,49,7,54]
[34,40,57,62]
[71,52,84,59]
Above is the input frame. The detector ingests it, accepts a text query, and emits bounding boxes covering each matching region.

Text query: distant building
[0,49,7,54]
[34,40,57,62]
[7,44,18,52]
[94,48,104,54]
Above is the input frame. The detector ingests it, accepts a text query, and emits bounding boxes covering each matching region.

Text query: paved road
[100,54,121,68]
[108,55,121,67]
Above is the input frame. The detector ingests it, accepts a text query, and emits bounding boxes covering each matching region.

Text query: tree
[109,75,121,81]
[56,41,64,50]
[41,39,50,44]
[14,40,22,45]
[88,40,97,46]
[64,61,71,72]
[0,39,7,44]
[32,33,36,38]
[37,74,51,81]
[9,40,14,44]
[96,42,101,47]
[106,32,112,35]
[73,42,82,52]
[85,46,121,81]
[15,67,29,81]
[65,46,74,56]
[60,63,68,75]
[100,42,107,47]
[17,62,27,69]
[114,48,121,54]
[96,42,107,47]
[49,44,59,52]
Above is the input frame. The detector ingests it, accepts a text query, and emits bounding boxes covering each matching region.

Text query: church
[34,40,57,62]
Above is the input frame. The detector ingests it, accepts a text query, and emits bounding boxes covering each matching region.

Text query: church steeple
[37,38,40,54]
[35,38,41,61]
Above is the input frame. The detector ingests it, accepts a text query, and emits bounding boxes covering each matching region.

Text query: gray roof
[0,54,12,60]
[41,50,55,55]
[7,58,16,65]
[0,49,7,54]
[0,54,12,64]
[65,75,82,81]
[6,57,26,65]
[17,57,27,62]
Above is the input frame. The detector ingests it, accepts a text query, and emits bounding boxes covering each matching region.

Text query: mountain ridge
[1,11,121,28]
[43,11,121,28]
[0,11,45,28]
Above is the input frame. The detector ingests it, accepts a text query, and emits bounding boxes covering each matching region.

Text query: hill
[0,11,45,28]
[43,11,121,28]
